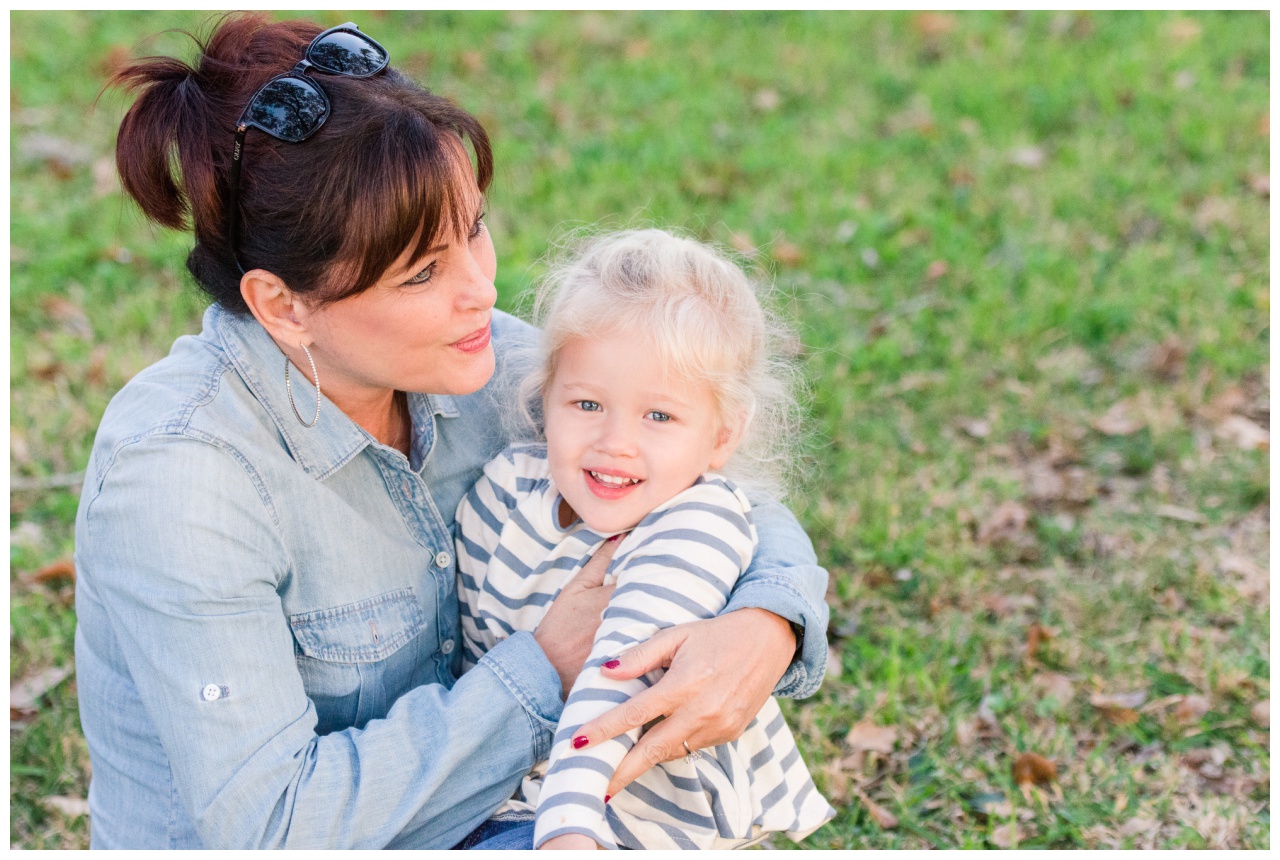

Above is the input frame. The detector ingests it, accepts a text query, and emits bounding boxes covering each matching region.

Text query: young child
[454,229,834,849]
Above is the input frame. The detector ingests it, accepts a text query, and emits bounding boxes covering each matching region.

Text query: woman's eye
[645,410,672,422]
[469,212,487,240]
[574,400,601,412]
[404,262,436,286]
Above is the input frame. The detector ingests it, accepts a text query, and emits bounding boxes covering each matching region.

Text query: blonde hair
[512,228,805,499]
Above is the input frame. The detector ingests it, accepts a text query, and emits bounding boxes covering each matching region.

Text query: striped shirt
[455,443,834,849]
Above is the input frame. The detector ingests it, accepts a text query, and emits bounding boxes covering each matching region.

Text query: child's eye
[574,400,601,412]
[645,410,672,422]
[404,261,437,287]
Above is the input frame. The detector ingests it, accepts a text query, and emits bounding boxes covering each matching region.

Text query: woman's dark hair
[110,13,493,313]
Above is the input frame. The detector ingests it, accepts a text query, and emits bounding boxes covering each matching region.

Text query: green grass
[10,10,1269,849]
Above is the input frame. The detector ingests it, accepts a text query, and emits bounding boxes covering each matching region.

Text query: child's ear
[708,413,747,471]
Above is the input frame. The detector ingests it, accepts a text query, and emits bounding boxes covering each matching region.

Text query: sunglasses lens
[308,30,388,77]
[244,77,328,142]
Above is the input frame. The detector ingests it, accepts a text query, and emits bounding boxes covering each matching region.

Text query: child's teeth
[591,471,637,486]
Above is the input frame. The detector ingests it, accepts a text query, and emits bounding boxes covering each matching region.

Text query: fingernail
[604,795,612,804]
[603,659,621,669]
[606,533,622,542]
[573,735,589,749]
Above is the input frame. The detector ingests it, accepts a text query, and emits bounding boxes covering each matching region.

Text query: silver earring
[285,343,321,428]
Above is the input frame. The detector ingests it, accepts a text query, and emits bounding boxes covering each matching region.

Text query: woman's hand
[569,607,796,798]
[538,834,600,850]
[533,537,620,699]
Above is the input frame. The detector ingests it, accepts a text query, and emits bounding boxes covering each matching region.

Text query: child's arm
[533,480,755,849]
[454,448,523,671]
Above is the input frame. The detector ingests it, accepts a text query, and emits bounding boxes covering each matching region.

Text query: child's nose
[595,418,637,457]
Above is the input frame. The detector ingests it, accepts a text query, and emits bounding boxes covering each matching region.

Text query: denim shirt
[72,304,829,849]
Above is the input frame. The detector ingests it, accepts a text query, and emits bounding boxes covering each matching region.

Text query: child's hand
[539,834,600,850]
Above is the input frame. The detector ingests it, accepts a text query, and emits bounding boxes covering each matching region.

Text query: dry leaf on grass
[1147,337,1187,379]
[845,720,896,754]
[925,259,948,280]
[1250,699,1269,728]
[1024,623,1051,661]
[1092,400,1144,436]
[42,795,90,818]
[1216,415,1269,451]
[1247,173,1269,198]
[1219,553,1269,599]
[40,296,93,340]
[1090,690,1147,710]
[1174,694,1211,724]
[990,822,1018,848]
[958,417,991,439]
[1154,504,1207,524]
[976,500,1029,545]
[33,558,76,585]
[853,786,898,829]
[1118,816,1160,837]
[1012,752,1057,788]
[911,11,955,37]
[771,239,802,266]
[10,664,74,714]
[1032,672,1075,705]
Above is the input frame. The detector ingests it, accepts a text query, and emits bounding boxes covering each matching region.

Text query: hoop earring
[285,343,321,428]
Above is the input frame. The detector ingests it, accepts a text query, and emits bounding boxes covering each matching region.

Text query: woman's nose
[457,250,497,312]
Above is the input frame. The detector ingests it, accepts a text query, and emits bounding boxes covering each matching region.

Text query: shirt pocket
[290,588,428,734]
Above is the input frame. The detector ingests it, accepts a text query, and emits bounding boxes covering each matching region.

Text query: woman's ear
[240,269,311,346]
[709,412,747,471]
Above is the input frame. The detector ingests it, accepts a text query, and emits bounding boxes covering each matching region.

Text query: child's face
[543,331,740,534]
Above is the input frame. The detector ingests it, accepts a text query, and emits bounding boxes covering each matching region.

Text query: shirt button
[434,550,453,568]
[202,684,222,702]
[440,639,455,655]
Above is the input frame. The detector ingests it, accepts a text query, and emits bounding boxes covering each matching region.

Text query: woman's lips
[452,323,491,353]
[584,468,643,500]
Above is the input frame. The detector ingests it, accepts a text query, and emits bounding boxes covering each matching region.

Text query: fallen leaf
[1247,173,1269,198]
[925,260,949,280]
[771,240,803,266]
[1118,817,1159,837]
[1147,336,1187,379]
[728,232,756,256]
[955,716,978,746]
[42,795,89,818]
[1032,672,1075,705]
[1093,400,1144,436]
[33,558,75,585]
[1009,145,1045,169]
[959,417,991,439]
[753,88,781,112]
[976,500,1029,545]
[1012,752,1057,789]
[1200,386,1248,421]
[845,720,897,754]
[1099,707,1140,726]
[624,38,650,60]
[982,592,1037,617]
[1219,552,1269,599]
[1024,623,1051,661]
[1166,18,1202,44]
[10,664,74,713]
[991,822,1018,848]
[853,786,898,829]
[1154,504,1207,524]
[819,757,851,805]
[827,644,843,678]
[1174,694,1211,724]
[1090,690,1147,709]
[1215,415,1268,451]
[1250,699,1269,728]
[41,296,93,340]
[459,50,484,73]
[911,11,955,37]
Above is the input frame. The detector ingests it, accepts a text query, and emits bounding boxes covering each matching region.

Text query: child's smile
[542,330,740,535]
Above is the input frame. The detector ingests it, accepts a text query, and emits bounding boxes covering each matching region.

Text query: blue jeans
[456,815,536,850]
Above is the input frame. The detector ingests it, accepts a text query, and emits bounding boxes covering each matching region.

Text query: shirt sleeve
[77,435,563,849]
[532,482,755,849]
[454,447,522,671]
[725,492,831,699]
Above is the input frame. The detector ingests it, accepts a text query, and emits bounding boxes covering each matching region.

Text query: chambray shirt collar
[210,304,458,480]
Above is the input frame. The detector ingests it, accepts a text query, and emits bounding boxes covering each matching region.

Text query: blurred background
[10,10,1269,849]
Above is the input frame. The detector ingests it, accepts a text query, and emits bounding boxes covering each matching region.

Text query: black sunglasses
[228,22,389,275]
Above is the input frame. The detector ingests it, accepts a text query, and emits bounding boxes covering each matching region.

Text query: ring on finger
[683,740,703,763]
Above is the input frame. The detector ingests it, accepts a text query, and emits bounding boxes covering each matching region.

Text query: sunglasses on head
[228,22,389,275]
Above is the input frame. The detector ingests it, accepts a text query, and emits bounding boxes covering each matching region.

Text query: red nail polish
[603,659,621,669]
[604,795,612,804]
[573,735,589,749]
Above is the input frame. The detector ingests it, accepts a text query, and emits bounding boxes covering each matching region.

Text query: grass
[10,10,1269,849]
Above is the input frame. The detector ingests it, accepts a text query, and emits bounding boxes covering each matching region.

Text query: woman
[74,14,829,849]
